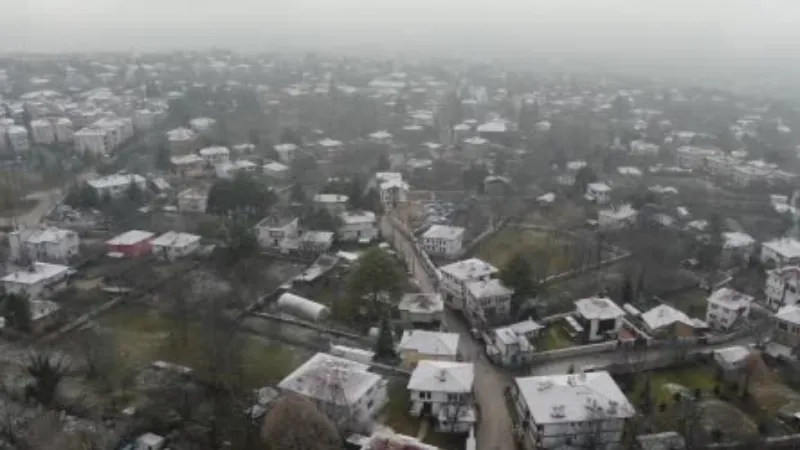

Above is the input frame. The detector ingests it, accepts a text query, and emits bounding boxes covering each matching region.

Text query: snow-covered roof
[465,279,512,299]
[463,136,488,145]
[375,172,403,183]
[476,121,507,133]
[776,305,800,325]
[13,227,75,244]
[314,193,349,204]
[707,287,753,310]
[641,304,694,331]
[407,360,474,393]
[515,371,635,425]
[714,346,752,366]
[278,352,381,405]
[1,262,70,285]
[277,292,329,321]
[150,231,200,248]
[398,330,459,357]
[439,258,498,282]
[107,230,155,246]
[587,182,611,192]
[318,138,343,148]
[422,224,465,240]
[398,293,444,314]
[508,318,544,335]
[537,192,556,203]
[575,297,625,320]
[274,143,298,152]
[763,238,800,260]
[171,154,203,165]
[199,146,230,157]
[598,204,637,221]
[723,232,755,249]
[262,161,289,172]
[453,123,471,131]
[617,166,642,176]
[369,130,393,140]
[340,211,376,225]
[166,127,196,142]
[88,174,145,190]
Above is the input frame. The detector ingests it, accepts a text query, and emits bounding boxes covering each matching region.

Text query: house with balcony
[640,304,700,340]
[705,287,753,331]
[397,330,460,370]
[171,154,206,178]
[254,214,299,250]
[2,262,71,300]
[765,266,800,311]
[464,279,513,327]
[761,238,800,268]
[8,227,79,263]
[339,211,378,243]
[438,258,499,310]
[511,371,635,450]
[421,225,465,259]
[150,231,201,261]
[407,360,476,433]
[771,305,800,354]
[574,297,626,342]
[398,293,445,325]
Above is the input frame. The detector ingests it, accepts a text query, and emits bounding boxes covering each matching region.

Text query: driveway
[381,216,518,450]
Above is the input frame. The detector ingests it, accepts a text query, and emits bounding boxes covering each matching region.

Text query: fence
[529,341,618,362]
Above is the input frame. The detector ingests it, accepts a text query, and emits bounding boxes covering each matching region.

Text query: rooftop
[723,231,755,249]
[278,352,382,405]
[314,193,349,204]
[319,138,343,148]
[439,258,498,282]
[87,173,145,190]
[641,304,694,331]
[398,293,444,314]
[13,227,75,244]
[776,305,800,325]
[167,127,197,142]
[199,146,230,156]
[763,238,800,259]
[575,297,626,320]
[465,278,513,299]
[274,143,298,151]
[398,330,459,357]
[340,210,376,225]
[707,287,753,310]
[256,214,297,229]
[263,161,289,172]
[769,265,800,285]
[2,262,70,285]
[170,154,203,165]
[515,371,635,424]
[150,231,200,248]
[587,182,611,192]
[106,230,155,246]
[407,360,474,393]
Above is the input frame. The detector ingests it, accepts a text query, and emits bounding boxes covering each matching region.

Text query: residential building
[177,187,208,212]
[574,297,626,342]
[397,330,460,369]
[189,116,216,134]
[407,360,476,433]
[7,125,29,152]
[254,214,300,249]
[629,140,659,156]
[585,182,612,204]
[398,293,445,325]
[274,143,298,163]
[314,194,350,216]
[705,287,753,331]
[198,146,230,165]
[87,173,146,198]
[170,154,205,177]
[339,211,378,243]
[263,161,290,180]
[675,146,723,170]
[133,109,156,131]
[488,320,542,367]
[511,372,635,450]
[421,225,465,259]
[368,130,393,145]
[597,205,637,230]
[54,117,73,143]
[439,258,499,310]
[766,266,800,309]
[30,118,54,144]
[722,232,756,266]
[106,230,155,257]
[462,136,489,158]
[74,127,108,154]
[2,262,71,300]
[761,238,800,267]
[318,138,343,152]
[639,304,697,339]
[277,352,388,432]
[215,159,258,179]
[150,231,201,261]
[166,127,198,154]
[713,346,753,374]
[772,305,800,350]
[464,279,513,326]
[377,177,409,209]
[29,299,61,334]
[8,227,79,263]
[297,231,335,254]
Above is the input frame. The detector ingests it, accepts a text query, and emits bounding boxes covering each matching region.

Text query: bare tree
[261,394,344,450]
[25,349,70,406]
[72,325,116,391]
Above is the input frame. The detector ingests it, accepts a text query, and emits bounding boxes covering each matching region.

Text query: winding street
[381,216,518,450]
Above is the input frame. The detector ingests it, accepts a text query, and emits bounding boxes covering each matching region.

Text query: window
[447,394,460,402]
[779,322,789,331]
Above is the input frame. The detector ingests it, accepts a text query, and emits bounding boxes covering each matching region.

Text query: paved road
[381,216,518,450]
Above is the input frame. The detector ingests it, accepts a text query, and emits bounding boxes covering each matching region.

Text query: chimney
[437,369,447,382]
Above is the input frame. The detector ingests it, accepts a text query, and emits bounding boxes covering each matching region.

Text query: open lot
[534,324,578,351]
[659,288,709,319]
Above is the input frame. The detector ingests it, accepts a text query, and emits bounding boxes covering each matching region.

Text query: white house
[30,118,55,144]
[274,143,298,163]
[277,352,387,432]
[705,287,753,331]
[318,138,344,152]
[166,127,197,154]
[297,231,335,254]
[254,214,300,250]
[766,266,800,310]
[339,211,378,243]
[7,125,29,152]
[150,231,201,261]
[462,136,489,158]
[398,293,445,325]
[439,258,499,310]
[369,130,393,145]
[177,187,208,212]
[722,232,757,266]
[586,182,612,204]
[171,154,205,177]
[397,330,460,369]
[199,146,230,165]
[512,372,635,450]
[464,279,513,326]
[87,174,146,198]
[314,194,350,216]
[489,321,542,367]
[263,161,290,180]
[630,140,659,156]
[407,360,476,433]
[421,225,465,259]
[2,262,71,300]
[215,159,258,179]
[597,205,637,230]
[761,238,800,267]
[189,116,216,134]
[574,297,626,342]
[8,227,79,263]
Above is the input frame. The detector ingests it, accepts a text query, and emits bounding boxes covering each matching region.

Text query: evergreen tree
[0,293,31,333]
[374,315,397,360]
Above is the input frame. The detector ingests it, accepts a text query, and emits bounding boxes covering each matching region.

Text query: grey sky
[3,0,798,69]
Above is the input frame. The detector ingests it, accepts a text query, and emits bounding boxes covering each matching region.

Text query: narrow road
[381,215,518,450]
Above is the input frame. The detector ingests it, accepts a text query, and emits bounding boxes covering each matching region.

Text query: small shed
[276,292,330,321]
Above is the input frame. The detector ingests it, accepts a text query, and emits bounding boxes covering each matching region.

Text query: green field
[473,227,582,276]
